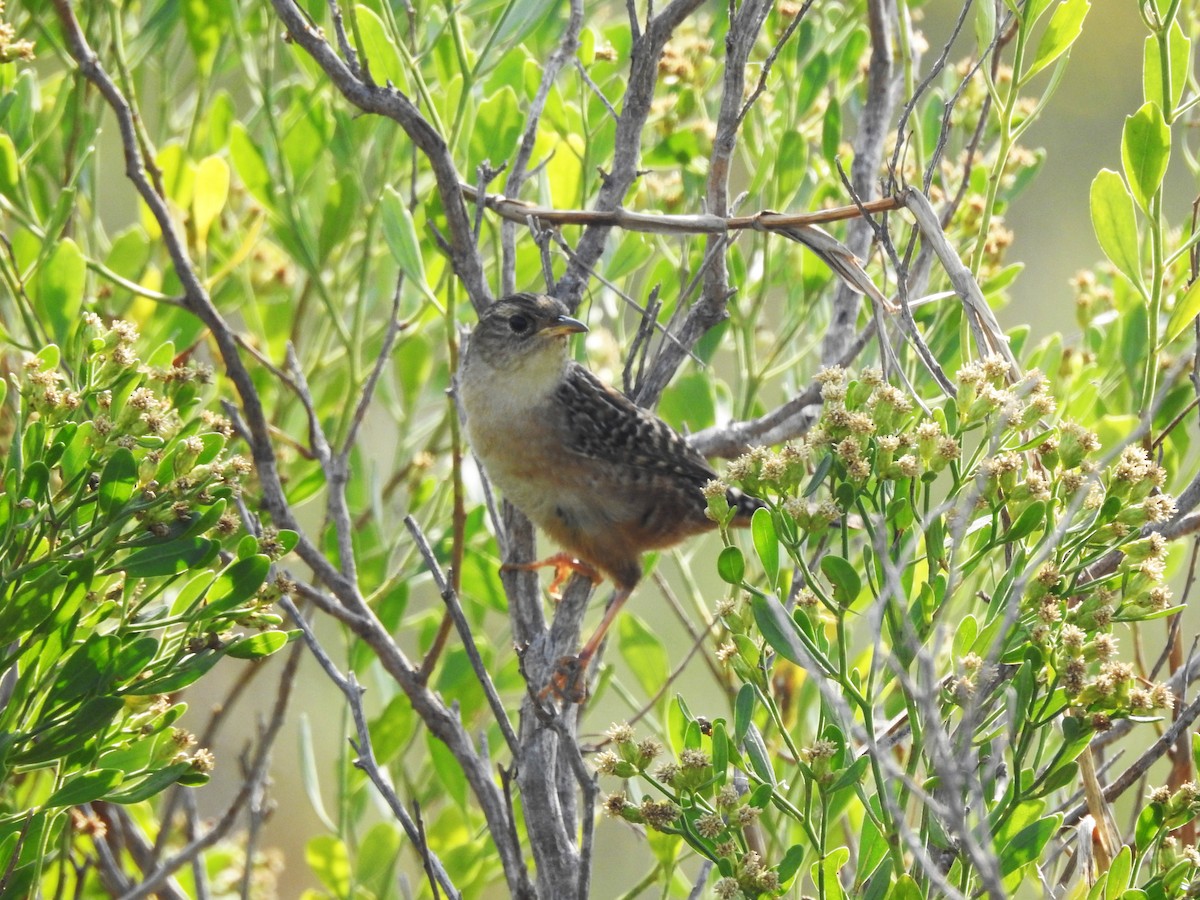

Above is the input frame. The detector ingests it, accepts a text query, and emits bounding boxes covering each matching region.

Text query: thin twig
[280,597,464,899]
[404,516,522,755]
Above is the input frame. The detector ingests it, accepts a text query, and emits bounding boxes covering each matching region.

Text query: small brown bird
[460,292,763,697]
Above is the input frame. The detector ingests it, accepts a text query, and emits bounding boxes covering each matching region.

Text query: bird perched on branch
[460,292,764,700]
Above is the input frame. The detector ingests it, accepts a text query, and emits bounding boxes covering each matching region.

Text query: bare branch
[405,516,521,755]
[461,182,901,236]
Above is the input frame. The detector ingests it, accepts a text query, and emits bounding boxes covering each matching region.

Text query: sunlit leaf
[225,630,291,659]
[46,769,124,807]
[306,835,352,896]
[1164,277,1200,345]
[1121,102,1170,213]
[354,5,409,92]
[1089,169,1143,292]
[0,132,18,198]
[192,155,230,250]
[1024,0,1091,81]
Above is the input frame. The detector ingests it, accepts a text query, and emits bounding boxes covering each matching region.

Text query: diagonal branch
[553,0,707,309]
[268,0,490,313]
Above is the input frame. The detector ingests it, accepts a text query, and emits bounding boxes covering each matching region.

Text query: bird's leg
[502,552,602,599]
[540,586,632,704]
[576,586,631,665]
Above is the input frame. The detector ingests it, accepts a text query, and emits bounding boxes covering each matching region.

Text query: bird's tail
[727,487,767,527]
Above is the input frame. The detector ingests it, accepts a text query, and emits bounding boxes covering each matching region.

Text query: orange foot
[538,654,590,704]
[502,552,602,599]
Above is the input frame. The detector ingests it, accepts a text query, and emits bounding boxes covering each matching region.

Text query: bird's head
[467,293,588,374]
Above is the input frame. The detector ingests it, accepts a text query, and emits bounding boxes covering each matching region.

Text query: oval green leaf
[1089,169,1143,292]
[1164,277,1200,345]
[820,555,861,605]
[751,508,779,588]
[46,769,124,808]
[380,186,428,294]
[205,554,270,617]
[1121,102,1170,213]
[1024,0,1090,81]
[717,546,745,585]
[225,630,291,660]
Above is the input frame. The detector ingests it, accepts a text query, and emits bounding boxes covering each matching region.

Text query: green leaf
[999,814,1061,877]
[717,546,745,584]
[1002,501,1045,543]
[123,649,222,695]
[357,822,402,894]
[617,614,669,701]
[204,554,270,617]
[369,693,415,766]
[1164,277,1200,345]
[471,86,522,170]
[104,762,192,804]
[225,630,291,660]
[889,874,922,900]
[0,132,19,198]
[229,123,272,209]
[181,0,228,76]
[743,723,775,785]
[658,371,716,433]
[734,683,755,744]
[354,6,408,92]
[751,593,819,670]
[606,233,652,281]
[752,508,779,588]
[1023,0,1055,27]
[192,155,230,249]
[1106,845,1132,897]
[306,835,352,896]
[1134,802,1165,851]
[98,447,137,518]
[1089,169,1143,292]
[1024,0,1090,81]
[975,0,996,55]
[46,769,124,807]
[1143,23,1189,113]
[778,844,806,884]
[426,732,469,808]
[30,238,86,346]
[772,131,808,205]
[826,755,871,794]
[820,555,861,605]
[821,95,841,164]
[380,186,428,294]
[13,697,124,765]
[120,537,219,578]
[319,175,361,262]
[811,846,850,900]
[1121,102,1170,213]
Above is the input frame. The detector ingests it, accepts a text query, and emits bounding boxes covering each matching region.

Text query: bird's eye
[508,314,531,334]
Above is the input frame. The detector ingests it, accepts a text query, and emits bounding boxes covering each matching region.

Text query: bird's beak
[543,315,588,337]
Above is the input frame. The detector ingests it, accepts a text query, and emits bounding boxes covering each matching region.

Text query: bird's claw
[502,553,601,600]
[537,654,590,704]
